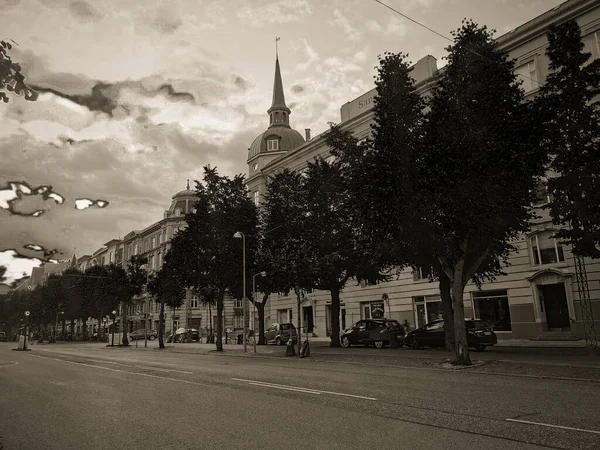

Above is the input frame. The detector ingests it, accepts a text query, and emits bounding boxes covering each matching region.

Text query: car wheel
[340,336,351,348]
[407,337,419,349]
[275,337,282,346]
[374,340,384,349]
[474,344,486,352]
[149,335,156,341]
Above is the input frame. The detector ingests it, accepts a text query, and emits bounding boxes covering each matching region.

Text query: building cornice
[495,0,597,52]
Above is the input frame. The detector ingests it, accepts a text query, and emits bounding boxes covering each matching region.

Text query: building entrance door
[540,283,570,330]
[303,306,314,333]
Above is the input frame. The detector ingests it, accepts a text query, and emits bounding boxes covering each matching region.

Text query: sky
[0,0,565,289]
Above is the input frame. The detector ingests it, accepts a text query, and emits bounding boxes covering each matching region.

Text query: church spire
[186,178,190,190]
[268,37,291,129]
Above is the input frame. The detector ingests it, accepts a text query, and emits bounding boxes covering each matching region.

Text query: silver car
[264,323,298,345]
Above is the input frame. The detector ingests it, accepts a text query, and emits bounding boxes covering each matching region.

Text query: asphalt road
[1,343,599,450]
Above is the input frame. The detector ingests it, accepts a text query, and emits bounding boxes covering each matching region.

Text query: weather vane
[275,36,280,57]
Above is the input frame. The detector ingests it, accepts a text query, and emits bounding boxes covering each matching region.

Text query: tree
[419,20,548,364]
[0,40,38,103]
[61,268,84,340]
[80,265,115,341]
[540,20,600,258]
[113,256,147,346]
[261,169,315,355]
[302,158,388,347]
[147,266,186,349]
[162,166,259,351]
[0,265,6,283]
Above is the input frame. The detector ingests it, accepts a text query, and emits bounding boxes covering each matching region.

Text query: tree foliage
[162,165,259,351]
[0,40,38,103]
[147,265,186,348]
[540,20,600,258]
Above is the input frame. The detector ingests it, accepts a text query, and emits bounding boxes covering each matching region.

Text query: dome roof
[248,126,305,160]
[171,188,196,199]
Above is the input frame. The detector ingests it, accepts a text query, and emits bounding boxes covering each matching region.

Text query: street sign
[25,311,30,316]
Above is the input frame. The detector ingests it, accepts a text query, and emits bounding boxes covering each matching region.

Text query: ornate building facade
[247,0,600,341]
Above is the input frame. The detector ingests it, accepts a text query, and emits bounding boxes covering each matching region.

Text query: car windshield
[281,324,292,330]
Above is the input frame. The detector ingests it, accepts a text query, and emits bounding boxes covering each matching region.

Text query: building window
[234,299,243,309]
[157,252,162,268]
[253,190,259,206]
[413,295,443,328]
[109,252,113,263]
[532,178,551,206]
[234,315,243,329]
[413,265,433,281]
[152,237,156,248]
[530,231,565,265]
[595,30,600,57]
[360,300,385,319]
[190,295,199,309]
[267,139,279,151]
[515,60,538,93]
[472,289,511,332]
[253,163,258,171]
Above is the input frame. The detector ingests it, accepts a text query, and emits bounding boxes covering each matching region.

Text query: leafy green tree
[112,256,147,346]
[540,20,600,258]
[162,166,259,351]
[1,40,38,103]
[419,21,548,364]
[147,266,186,349]
[261,169,315,355]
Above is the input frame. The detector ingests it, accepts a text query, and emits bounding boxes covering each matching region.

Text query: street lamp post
[52,311,64,343]
[233,231,246,352]
[252,271,267,353]
[111,310,117,346]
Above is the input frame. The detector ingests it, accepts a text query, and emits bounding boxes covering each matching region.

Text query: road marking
[96,360,193,374]
[0,361,18,368]
[231,378,377,400]
[247,382,322,395]
[506,418,600,435]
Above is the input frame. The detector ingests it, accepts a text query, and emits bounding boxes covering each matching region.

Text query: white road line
[247,382,322,395]
[98,361,193,374]
[0,361,18,368]
[28,354,203,386]
[506,418,600,435]
[231,378,377,400]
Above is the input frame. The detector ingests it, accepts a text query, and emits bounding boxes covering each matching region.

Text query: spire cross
[275,36,280,58]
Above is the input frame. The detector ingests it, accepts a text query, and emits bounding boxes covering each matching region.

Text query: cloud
[74,199,109,210]
[237,0,313,26]
[0,249,44,286]
[329,9,407,44]
[291,85,305,94]
[0,182,65,217]
[69,1,104,21]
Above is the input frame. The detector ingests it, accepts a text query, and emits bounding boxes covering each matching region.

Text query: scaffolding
[574,253,599,354]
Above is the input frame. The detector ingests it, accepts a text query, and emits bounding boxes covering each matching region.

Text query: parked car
[264,323,298,345]
[0,332,7,342]
[167,328,200,343]
[128,329,157,341]
[340,319,406,349]
[402,319,497,351]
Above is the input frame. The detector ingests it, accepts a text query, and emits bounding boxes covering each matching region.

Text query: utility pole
[574,254,599,354]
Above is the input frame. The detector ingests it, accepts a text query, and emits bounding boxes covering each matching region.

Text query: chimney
[305,128,311,141]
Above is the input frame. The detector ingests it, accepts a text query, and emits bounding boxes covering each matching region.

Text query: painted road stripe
[231,378,377,400]
[0,361,18,368]
[98,361,193,374]
[506,418,600,435]
[247,382,323,395]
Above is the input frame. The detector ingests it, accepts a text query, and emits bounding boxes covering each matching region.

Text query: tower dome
[247,52,304,162]
[166,179,197,217]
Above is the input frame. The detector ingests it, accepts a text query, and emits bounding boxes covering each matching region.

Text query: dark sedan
[340,319,405,349]
[402,319,497,351]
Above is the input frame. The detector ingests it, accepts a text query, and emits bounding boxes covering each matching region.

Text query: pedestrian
[403,320,411,333]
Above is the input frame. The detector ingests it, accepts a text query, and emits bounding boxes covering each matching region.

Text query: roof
[269,57,289,113]
[171,188,196,199]
[248,127,305,160]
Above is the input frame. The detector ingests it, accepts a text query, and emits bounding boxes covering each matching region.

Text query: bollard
[300,339,310,358]
[285,339,296,357]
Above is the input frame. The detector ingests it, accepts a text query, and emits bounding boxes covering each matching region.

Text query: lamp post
[111,310,117,346]
[252,271,267,353]
[233,231,246,352]
[52,311,64,343]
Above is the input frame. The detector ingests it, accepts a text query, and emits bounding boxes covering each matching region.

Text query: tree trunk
[215,292,223,352]
[70,319,75,340]
[257,295,267,345]
[82,319,87,339]
[61,319,66,338]
[439,272,454,351]
[451,271,471,365]
[208,302,213,337]
[158,298,165,349]
[295,287,302,357]
[122,309,129,346]
[330,287,341,348]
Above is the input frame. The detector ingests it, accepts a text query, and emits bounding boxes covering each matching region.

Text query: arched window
[270,114,273,124]
[282,112,286,121]
[275,112,280,122]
